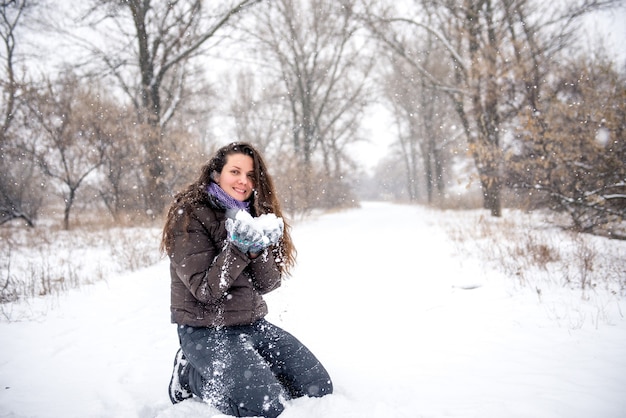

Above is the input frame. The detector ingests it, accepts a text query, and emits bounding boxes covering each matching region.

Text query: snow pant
[177,319,333,417]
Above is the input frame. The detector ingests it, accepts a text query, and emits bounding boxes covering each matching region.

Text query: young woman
[161,142,333,417]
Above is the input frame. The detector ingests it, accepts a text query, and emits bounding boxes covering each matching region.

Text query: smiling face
[215,153,255,202]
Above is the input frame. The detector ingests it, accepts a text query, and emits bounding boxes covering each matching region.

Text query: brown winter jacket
[169,199,282,327]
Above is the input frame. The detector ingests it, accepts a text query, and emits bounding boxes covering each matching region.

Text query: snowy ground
[1,201,625,418]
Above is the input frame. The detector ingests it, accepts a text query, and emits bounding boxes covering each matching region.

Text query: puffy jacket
[169,199,282,327]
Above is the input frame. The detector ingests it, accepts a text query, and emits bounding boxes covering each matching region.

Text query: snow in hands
[230,210,284,250]
[238,211,283,244]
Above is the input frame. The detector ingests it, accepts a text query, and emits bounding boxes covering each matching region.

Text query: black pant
[178,319,333,417]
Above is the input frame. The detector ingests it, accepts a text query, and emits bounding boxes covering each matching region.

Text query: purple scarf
[207,182,250,212]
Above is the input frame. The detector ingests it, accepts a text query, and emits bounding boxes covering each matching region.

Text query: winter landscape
[2,1,625,417]
[1,201,625,418]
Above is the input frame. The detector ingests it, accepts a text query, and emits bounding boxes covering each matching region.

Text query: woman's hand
[225,218,267,255]
[225,210,284,257]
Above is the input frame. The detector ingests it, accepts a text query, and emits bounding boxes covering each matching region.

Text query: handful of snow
[234,210,284,246]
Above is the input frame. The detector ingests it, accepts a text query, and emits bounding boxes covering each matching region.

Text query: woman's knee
[290,361,334,398]
[189,365,286,417]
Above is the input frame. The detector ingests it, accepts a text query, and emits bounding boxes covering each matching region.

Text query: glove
[248,237,270,255]
[225,218,267,254]
[263,217,284,246]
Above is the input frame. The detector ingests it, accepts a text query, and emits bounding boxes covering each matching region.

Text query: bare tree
[67,0,262,214]
[362,0,619,216]
[507,54,626,239]
[92,98,149,222]
[382,42,456,204]
[246,0,375,210]
[0,0,40,226]
[0,0,24,141]
[24,73,110,230]
[225,71,289,157]
[385,75,421,202]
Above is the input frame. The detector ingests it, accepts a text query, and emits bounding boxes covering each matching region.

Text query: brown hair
[161,142,296,274]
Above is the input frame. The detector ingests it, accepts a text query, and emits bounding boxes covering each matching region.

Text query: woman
[161,142,333,417]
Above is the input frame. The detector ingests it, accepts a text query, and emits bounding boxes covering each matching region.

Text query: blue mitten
[225,218,266,254]
[264,217,284,246]
[248,237,270,255]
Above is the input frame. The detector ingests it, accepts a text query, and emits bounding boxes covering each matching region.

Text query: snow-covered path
[1,202,625,417]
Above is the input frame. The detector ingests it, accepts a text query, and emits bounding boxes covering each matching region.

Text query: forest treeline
[1,0,624,239]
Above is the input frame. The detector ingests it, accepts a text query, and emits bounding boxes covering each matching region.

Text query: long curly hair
[161,142,296,274]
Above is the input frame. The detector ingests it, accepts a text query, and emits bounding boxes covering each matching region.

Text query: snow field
[1,201,625,417]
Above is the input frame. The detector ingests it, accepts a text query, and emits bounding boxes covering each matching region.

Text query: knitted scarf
[207,182,250,212]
